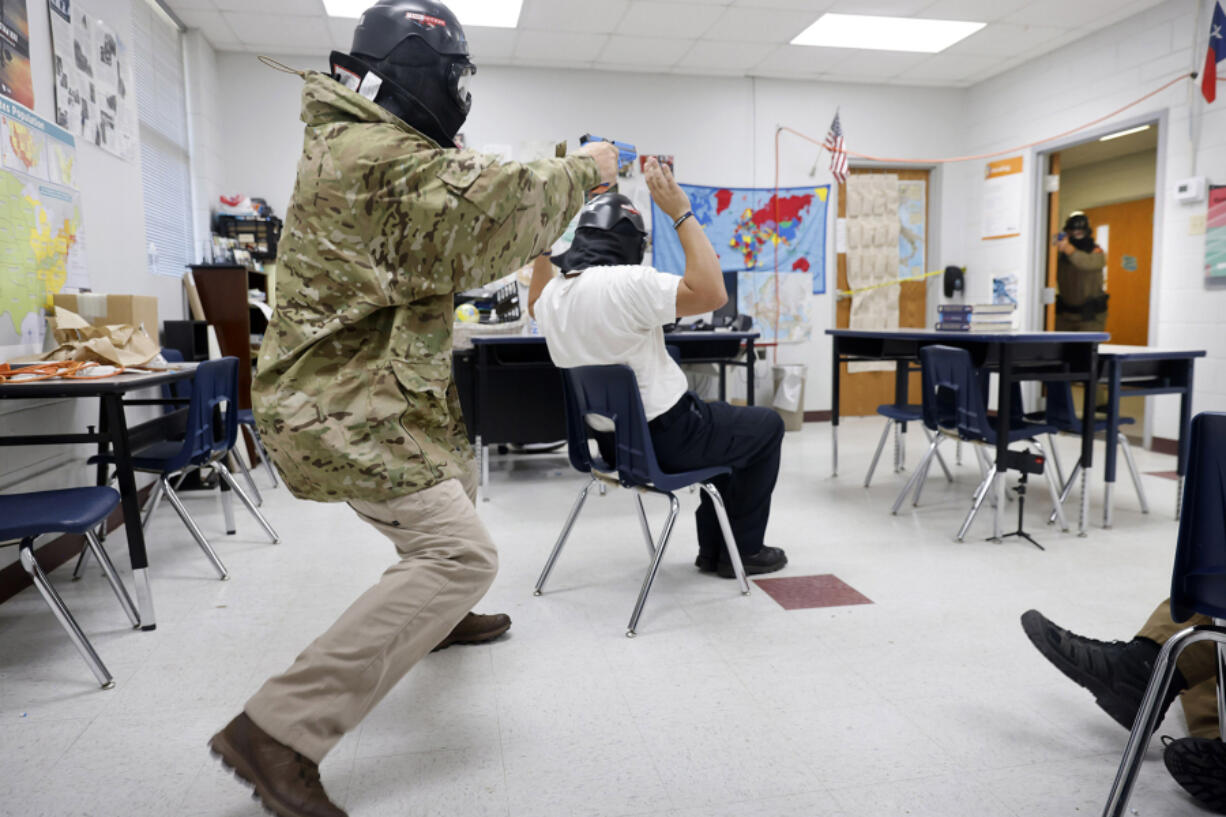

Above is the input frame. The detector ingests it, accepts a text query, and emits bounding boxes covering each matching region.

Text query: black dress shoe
[696,546,787,579]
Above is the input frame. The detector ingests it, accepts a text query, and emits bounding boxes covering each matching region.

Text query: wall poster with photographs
[47,0,137,160]
[0,0,33,109]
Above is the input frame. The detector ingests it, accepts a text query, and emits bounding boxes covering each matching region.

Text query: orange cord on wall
[0,361,126,383]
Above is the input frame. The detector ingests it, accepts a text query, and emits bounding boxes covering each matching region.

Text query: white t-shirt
[535,265,687,421]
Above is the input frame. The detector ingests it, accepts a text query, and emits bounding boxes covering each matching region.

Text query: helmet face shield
[450,60,476,114]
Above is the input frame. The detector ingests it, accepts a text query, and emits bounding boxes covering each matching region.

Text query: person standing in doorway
[1054,210,1108,331]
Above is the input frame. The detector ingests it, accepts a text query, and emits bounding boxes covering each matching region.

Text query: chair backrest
[919,345,990,441]
[159,348,192,407]
[1170,412,1226,621]
[564,365,665,489]
[1044,380,1078,428]
[164,357,240,472]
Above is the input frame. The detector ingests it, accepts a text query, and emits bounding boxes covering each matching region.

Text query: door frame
[1029,108,1169,446]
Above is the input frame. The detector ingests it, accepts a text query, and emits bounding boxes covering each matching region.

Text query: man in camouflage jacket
[209,4,617,815]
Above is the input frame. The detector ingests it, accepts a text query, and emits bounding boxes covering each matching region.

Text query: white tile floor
[0,418,1212,816]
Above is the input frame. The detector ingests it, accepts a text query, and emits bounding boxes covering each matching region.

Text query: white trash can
[771,364,807,431]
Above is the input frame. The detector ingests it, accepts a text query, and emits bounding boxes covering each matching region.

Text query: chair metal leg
[864,419,892,488]
[1046,434,1066,491]
[893,421,902,473]
[19,539,115,689]
[699,483,750,596]
[230,449,263,507]
[975,445,999,509]
[1049,461,1082,525]
[891,433,939,514]
[635,493,656,558]
[911,434,945,507]
[85,530,139,627]
[141,476,167,530]
[1033,440,1069,532]
[1118,433,1150,514]
[957,464,996,541]
[534,478,594,595]
[219,471,237,535]
[216,462,279,543]
[626,493,680,637]
[71,545,90,581]
[925,427,954,483]
[955,438,962,466]
[161,479,229,580]
[243,423,280,489]
[1103,625,1226,817]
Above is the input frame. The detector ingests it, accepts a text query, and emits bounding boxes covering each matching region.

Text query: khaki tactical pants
[1138,599,1220,740]
[244,465,497,762]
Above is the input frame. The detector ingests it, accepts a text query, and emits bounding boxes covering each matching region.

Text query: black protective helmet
[577,193,647,235]
[331,0,476,147]
[1064,211,1091,233]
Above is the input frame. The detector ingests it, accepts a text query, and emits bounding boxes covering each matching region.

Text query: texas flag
[1205,1,1226,102]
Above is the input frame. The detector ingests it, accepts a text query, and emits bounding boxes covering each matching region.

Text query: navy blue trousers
[648,392,784,559]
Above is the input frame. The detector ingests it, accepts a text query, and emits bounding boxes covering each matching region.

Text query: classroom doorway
[1039,122,1158,437]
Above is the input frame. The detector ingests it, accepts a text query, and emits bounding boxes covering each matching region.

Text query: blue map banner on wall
[650,183,829,294]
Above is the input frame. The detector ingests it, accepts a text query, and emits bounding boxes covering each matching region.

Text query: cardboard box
[53,293,159,335]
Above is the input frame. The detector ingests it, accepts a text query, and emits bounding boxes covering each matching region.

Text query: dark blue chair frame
[87,358,278,582]
[1039,381,1149,527]
[533,365,750,636]
[0,487,139,688]
[1104,412,1226,815]
[892,345,1069,541]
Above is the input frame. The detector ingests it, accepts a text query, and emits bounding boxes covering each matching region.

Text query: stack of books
[935,303,1016,332]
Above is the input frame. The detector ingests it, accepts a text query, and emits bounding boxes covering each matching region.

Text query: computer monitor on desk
[713,271,738,328]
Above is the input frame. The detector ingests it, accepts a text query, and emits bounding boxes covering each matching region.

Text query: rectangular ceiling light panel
[323,0,523,29]
[791,13,985,53]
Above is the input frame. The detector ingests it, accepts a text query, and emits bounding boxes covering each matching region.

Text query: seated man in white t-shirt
[529,159,787,578]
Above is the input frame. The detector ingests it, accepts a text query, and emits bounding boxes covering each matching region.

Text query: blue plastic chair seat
[87,439,195,473]
[0,487,120,541]
[876,404,923,423]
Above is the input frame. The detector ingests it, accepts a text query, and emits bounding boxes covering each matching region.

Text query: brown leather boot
[209,712,347,817]
[432,611,511,652]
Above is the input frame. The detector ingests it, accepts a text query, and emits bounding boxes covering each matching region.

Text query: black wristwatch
[673,210,694,230]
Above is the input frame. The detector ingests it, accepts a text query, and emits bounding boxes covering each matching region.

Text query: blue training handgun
[580,134,637,176]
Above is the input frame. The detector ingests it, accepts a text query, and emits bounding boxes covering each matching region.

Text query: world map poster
[651,183,828,342]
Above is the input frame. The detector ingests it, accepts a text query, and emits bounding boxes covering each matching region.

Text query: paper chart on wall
[47,0,137,161]
[847,174,899,373]
[0,0,34,109]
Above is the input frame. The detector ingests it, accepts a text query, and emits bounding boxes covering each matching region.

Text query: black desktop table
[454,332,759,500]
[0,366,197,630]
[827,328,1109,537]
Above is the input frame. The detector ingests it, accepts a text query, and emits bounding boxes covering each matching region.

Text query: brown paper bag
[41,307,161,367]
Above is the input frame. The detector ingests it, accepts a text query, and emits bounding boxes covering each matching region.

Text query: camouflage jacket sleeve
[368,149,599,300]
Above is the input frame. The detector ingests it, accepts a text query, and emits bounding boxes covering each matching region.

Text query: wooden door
[1044,153,1061,330]
[836,168,929,416]
[1083,198,1153,346]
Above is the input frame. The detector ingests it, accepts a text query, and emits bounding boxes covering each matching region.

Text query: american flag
[824,111,848,184]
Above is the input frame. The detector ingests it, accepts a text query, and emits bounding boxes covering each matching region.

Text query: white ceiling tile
[466,27,519,61]
[750,43,843,76]
[1004,0,1116,28]
[212,0,324,12]
[223,11,333,52]
[824,0,934,15]
[617,1,724,37]
[173,8,243,48]
[677,39,774,70]
[940,22,1065,58]
[918,0,1027,22]
[599,35,693,66]
[902,51,998,81]
[166,0,221,10]
[518,0,632,33]
[817,49,929,78]
[514,29,609,61]
[732,0,832,9]
[703,7,820,43]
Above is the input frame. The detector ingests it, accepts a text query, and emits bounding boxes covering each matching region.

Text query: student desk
[1097,345,1205,526]
[0,366,197,630]
[454,331,759,499]
[827,328,1108,537]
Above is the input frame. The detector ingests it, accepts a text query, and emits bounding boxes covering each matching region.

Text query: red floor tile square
[1147,470,1180,481]
[752,574,873,611]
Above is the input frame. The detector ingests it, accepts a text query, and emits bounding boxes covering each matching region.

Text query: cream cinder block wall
[212,57,965,411]
[958,0,1225,440]
[0,0,187,568]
